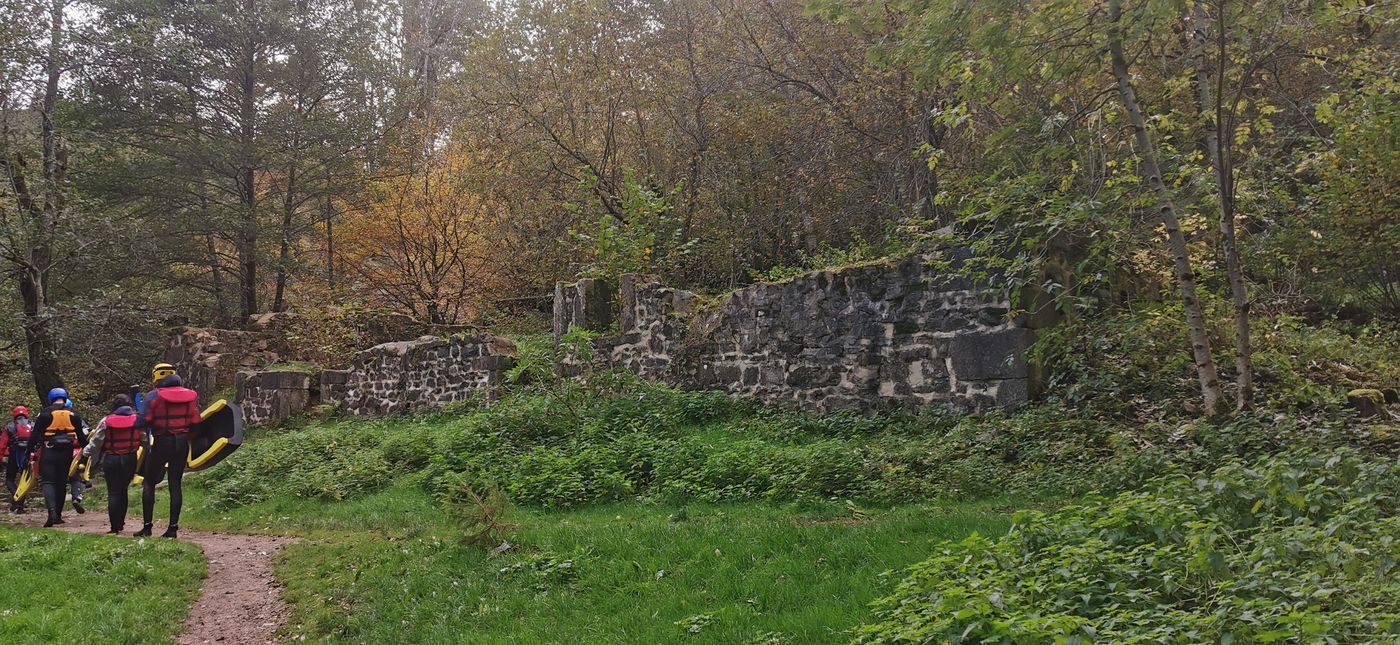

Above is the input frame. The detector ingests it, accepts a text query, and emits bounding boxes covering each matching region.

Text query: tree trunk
[190,87,229,327]
[1190,2,1254,410]
[18,0,68,401]
[324,195,335,292]
[272,164,297,312]
[1109,0,1225,416]
[238,0,259,320]
[19,266,62,402]
[206,233,229,325]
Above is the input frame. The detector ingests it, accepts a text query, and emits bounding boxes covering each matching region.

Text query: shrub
[201,372,1396,512]
[439,475,516,547]
[856,450,1400,643]
[202,423,395,507]
[1034,305,1400,418]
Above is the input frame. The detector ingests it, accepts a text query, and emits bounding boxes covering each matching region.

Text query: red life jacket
[103,413,142,455]
[5,419,31,450]
[146,387,201,436]
[12,419,31,441]
[5,420,31,455]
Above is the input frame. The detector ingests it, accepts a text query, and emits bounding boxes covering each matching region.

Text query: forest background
[0,0,1395,411]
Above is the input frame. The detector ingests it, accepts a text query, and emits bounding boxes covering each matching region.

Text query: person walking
[64,398,90,515]
[83,395,143,534]
[2,406,34,513]
[29,389,87,527]
[136,366,201,538]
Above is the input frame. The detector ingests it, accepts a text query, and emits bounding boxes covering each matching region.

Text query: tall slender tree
[0,0,71,399]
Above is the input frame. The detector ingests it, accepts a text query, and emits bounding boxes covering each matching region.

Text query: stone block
[948,328,1033,381]
[990,378,1029,408]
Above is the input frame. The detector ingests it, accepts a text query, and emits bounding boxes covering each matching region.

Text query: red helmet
[12,405,28,418]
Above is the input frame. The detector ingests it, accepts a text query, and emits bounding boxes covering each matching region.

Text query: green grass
[0,524,204,644]
[178,483,1022,643]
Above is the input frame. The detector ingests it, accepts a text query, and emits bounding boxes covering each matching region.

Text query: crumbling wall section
[327,333,518,416]
[553,255,1033,413]
[237,370,315,427]
[163,327,280,400]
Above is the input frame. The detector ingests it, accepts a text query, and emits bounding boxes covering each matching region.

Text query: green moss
[1347,388,1384,404]
[259,361,322,374]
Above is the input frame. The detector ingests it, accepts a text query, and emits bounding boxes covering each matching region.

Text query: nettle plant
[856,449,1400,644]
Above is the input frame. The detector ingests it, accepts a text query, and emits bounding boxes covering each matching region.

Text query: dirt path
[6,504,295,644]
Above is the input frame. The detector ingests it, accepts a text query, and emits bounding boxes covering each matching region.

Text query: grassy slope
[0,524,204,644]
[180,483,1020,643]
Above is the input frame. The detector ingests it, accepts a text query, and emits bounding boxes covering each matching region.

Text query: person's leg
[162,435,188,537]
[4,459,15,513]
[69,473,85,514]
[39,449,71,527]
[138,436,171,536]
[104,455,136,533]
[7,457,28,513]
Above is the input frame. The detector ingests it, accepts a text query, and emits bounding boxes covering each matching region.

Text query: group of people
[0,363,204,538]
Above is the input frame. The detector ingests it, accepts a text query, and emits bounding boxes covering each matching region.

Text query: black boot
[161,525,178,539]
[107,526,121,535]
[73,501,85,514]
[133,523,152,537]
[42,482,62,526]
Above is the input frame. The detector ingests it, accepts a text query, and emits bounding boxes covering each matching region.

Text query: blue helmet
[47,387,68,404]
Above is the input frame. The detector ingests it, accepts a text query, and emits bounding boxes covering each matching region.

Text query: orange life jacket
[41,408,79,453]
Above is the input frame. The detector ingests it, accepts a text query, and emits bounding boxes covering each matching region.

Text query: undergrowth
[857,449,1400,643]
[201,369,1396,513]
[1034,304,1400,418]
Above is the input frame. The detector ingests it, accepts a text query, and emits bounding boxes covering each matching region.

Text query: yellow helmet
[152,363,177,383]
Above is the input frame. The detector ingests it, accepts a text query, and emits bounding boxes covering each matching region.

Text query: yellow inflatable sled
[132,399,243,486]
[187,399,244,471]
[11,462,36,503]
[9,451,82,504]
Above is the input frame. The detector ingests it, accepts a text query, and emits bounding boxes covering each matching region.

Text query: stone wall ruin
[237,370,316,427]
[555,255,1034,413]
[324,333,518,416]
[175,254,1035,426]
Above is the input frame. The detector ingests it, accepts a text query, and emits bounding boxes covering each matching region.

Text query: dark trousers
[39,446,74,522]
[103,453,139,531]
[4,455,25,510]
[142,434,188,527]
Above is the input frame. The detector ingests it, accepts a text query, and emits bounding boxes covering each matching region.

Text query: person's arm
[138,393,157,430]
[73,412,88,446]
[83,419,107,458]
[27,413,49,461]
[186,399,203,427]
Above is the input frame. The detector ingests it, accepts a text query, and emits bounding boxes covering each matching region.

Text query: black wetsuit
[29,404,87,525]
[141,433,188,528]
[92,407,143,533]
[138,375,201,536]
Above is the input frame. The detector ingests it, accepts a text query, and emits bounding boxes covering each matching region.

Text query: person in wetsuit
[64,398,90,514]
[83,394,143,534]
[136,367,201,538]
[2,406,34,513]
[29,389,87,527]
